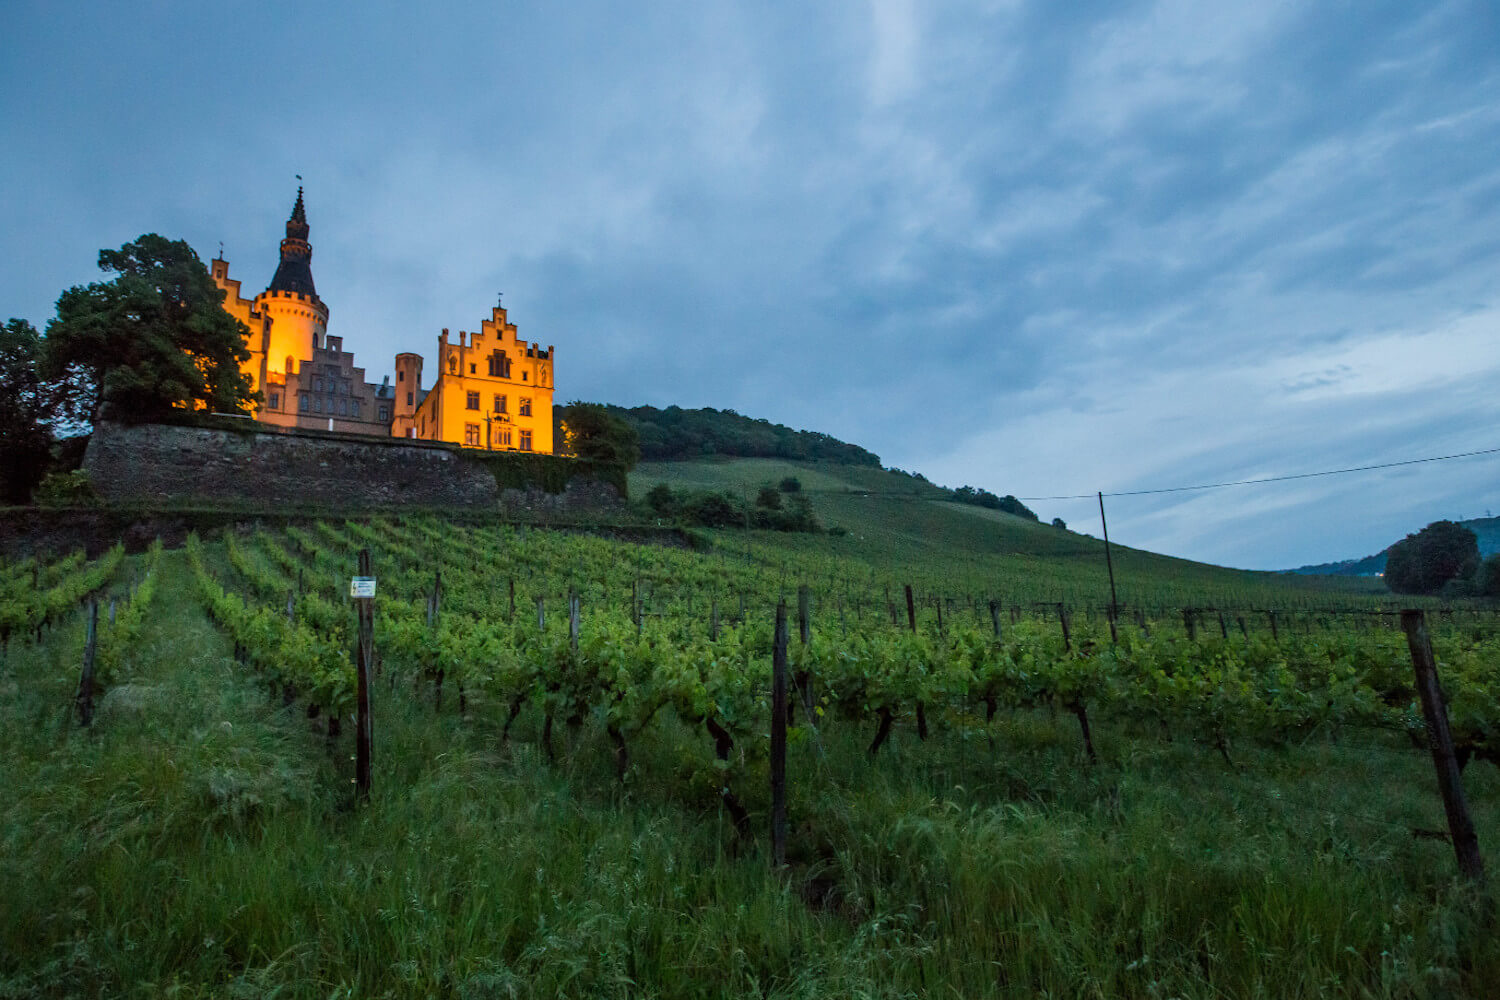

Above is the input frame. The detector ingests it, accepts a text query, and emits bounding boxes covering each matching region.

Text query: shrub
[34,469,97,506]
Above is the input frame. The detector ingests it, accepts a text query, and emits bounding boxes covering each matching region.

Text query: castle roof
[267,186,319,299]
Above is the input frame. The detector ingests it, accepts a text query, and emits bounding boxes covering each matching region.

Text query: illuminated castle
[210,188,555,453]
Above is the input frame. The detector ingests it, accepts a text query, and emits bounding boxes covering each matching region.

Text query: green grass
[633,457,1392,610]
[2,547,1497,997]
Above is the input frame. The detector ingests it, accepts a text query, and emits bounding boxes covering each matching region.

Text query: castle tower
[392,352,424,438]
[253,187,329,381]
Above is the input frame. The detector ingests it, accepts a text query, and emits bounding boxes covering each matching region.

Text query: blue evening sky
[3,1,1498,569]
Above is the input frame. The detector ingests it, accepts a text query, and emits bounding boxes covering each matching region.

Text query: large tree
[0,318,54,502]
[555,401,641,470]
[43,234,255,424]
[1384,520,1480,595]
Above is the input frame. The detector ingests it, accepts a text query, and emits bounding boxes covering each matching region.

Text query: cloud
[3,0,1499,570]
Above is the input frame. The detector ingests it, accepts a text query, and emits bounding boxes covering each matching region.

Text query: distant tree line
[642,477,822,533]
[600,404,882,466]
[948,485,1038,521]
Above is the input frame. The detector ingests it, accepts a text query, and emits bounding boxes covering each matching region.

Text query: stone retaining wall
[82,421,622,513]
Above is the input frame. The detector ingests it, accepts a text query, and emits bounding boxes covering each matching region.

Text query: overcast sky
[4,1,1498,570]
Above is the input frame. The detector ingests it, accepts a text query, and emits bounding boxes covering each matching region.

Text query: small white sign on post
[350,577,377,599]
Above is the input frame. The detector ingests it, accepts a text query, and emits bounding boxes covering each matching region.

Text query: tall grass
[1,549,1495,998]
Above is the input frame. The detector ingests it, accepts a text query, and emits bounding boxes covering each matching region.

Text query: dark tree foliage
[950,485,1038,521]
[645,482,677,516]
[43,234,255,424]
[778,477,801,493]
[756,486,783,510]
[1475,553,1500,598]
[556,401,641,470]
[0,319,54,502]
[1384,520,1480,595]
[640,484,819,532]
[603,404,881,465]
[1052,517,1067,529]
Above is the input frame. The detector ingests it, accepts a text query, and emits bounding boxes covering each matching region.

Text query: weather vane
[497,291,504,307]
[217,240,224,259]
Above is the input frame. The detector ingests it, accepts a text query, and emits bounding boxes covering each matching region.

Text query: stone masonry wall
[83,421,622,512]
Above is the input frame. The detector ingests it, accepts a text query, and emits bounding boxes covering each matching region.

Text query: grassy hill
[631,457,1390,610]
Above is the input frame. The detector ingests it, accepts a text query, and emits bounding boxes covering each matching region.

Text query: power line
[1019,445,1500,502]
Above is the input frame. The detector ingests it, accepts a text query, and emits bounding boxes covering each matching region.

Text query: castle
[209,189,555,454]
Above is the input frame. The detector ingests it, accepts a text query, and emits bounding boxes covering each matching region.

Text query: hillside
[1288,516,1500,576]
[630,457,1390,609]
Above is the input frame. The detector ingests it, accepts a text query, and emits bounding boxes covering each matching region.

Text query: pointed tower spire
[268,185,317,297]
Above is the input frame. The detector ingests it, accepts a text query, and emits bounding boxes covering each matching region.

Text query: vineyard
[2,516,1498,998]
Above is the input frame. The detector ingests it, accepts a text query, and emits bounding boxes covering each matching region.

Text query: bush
[778,477,801,493]
[755,486,782,510]
[34,469,97,506]
[1052,517,1067,529]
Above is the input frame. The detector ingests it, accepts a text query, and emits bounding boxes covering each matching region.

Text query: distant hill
[602,404,882,466]
[1287,516,1500,575]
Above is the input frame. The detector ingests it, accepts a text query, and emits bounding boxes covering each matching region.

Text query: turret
[394,353,423,418]
[255,186,329,373]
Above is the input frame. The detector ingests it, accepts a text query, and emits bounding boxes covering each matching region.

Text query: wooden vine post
[353,549,374,803]
[905,584,928,739]
[795,585,815,724]
[770,599,789,868]
[1401,609,1484,882]
[74,599,99,727]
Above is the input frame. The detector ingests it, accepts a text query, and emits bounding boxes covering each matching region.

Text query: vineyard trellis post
[770,599,788,868]
[75,599,98,727]
[1098,492,1119,645]
[354,548,374,803]
[1400,609,1484,883]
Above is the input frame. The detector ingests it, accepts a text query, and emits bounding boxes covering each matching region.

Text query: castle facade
[210,189,555,453]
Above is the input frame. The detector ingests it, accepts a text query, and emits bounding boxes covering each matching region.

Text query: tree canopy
[599,404,881,465]
[556,402,641,470]
[1384,520,1480,595]
[0,319,54,502]
[44,234,255,423]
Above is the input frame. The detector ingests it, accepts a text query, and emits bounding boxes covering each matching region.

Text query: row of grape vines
[182,519,1499,838]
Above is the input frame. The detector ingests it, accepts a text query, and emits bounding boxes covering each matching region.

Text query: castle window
[499,428,512,447]
[352,402,360,419]
[337,398,347,416]
[406,392,414,406]
[269,392,280,410]
[466,391,480,410]
[488,352,511,378]
[314,397,322,413]
[398,370,404,382]
[519,397,531,417]
[464,423,481,447]
[493,394,505,413]
[299,394,309,412]
[522,372,528,381]
[314,377,323,392]
[470,363,476,374]
[519,430,532,452]
[378,406,388,422]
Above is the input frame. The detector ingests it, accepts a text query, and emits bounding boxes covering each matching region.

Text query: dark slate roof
[267,187,318,298]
